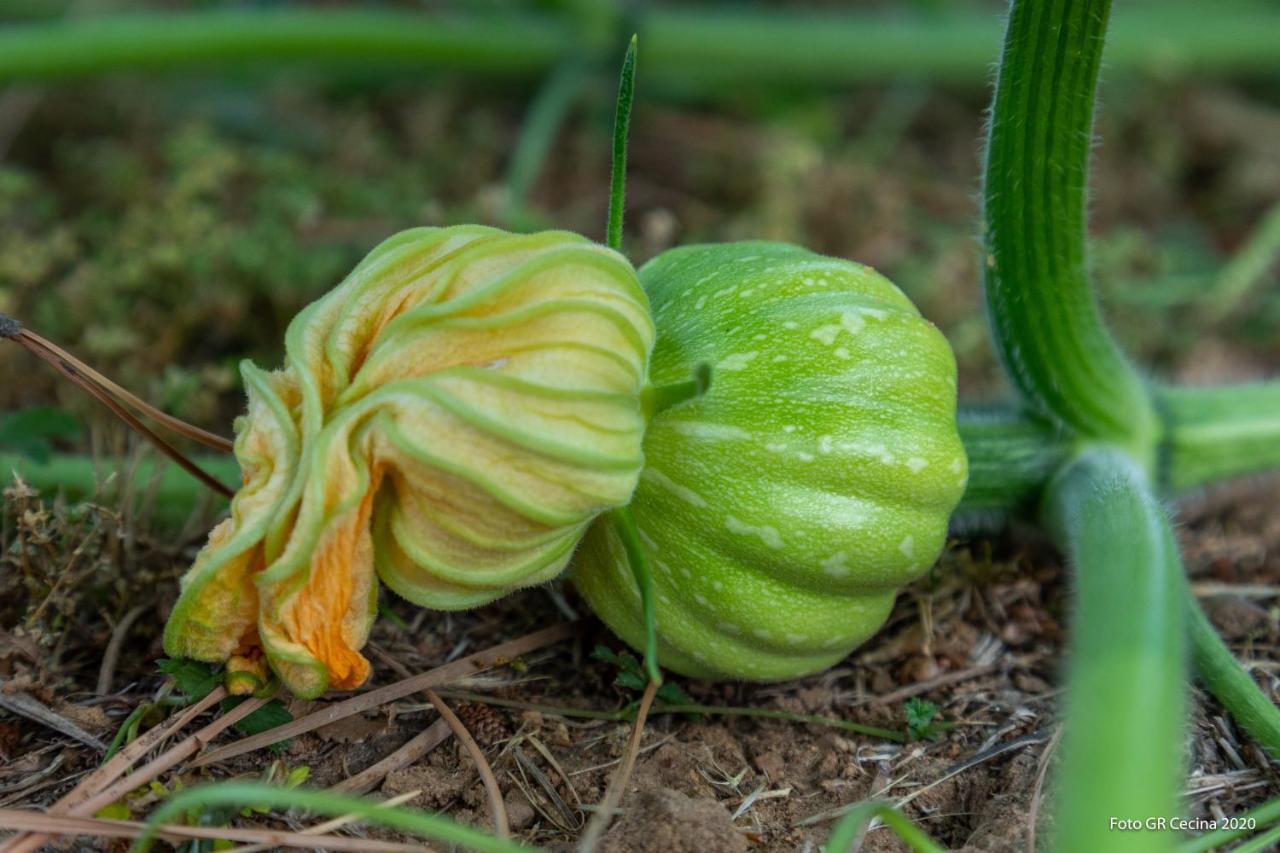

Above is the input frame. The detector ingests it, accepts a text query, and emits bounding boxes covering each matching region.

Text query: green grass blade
[982,0,1158,461]
[1179,796,1280,853]
[824,801,944,853]
[131,782,532,852]
[1043,448,1187,853]
[605,35,637,253]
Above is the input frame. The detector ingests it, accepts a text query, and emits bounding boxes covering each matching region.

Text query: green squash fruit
[571,242,967,681]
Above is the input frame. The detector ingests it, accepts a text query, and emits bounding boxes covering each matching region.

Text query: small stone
[753,750,785,781]
[504,790,537,831]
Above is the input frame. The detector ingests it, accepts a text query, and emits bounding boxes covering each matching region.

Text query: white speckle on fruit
[659,594,672,605]
[821,551,850,577]
[783,321,799,330]
[695,295,707,310]
[783,425,797,433]
[740,288,754,298]
[667,421,753,441]
[772,354,789,363]
[643,468,708,507]
[714,286,737,299]
[680,566,693,579]
[950,458,964,473]
[786,633,808,645]
[725,515,785,549]
[753,628,772,640]
[712,580,724,592]
[719,621,743,635]
[810,325,841,346]
[753,333,767,341]
[899,535,915,559]
[818,435,834,454]
[765,442,787,453]
[834,346,852,359]
[840,310,866,335]
[638,527,659,551]
[906,457,929,473]
[796,451,815,462]
[695,594,710,607]
[718,351,758,371]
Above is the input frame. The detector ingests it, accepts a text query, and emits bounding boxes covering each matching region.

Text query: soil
[1,471,1277,850]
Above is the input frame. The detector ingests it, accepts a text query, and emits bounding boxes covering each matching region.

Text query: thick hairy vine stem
[1043,448,1187,853]
[1158,381,1280,492]
[982,0,1159,463]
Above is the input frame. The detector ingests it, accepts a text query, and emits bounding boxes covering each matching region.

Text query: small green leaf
[904,697,940,741]
[158,658,222,701]
[95,801,132,821]
[656,682,694,706]
[221,696,293,740]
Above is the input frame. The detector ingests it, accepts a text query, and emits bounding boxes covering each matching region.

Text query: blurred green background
[0,0,1277,458]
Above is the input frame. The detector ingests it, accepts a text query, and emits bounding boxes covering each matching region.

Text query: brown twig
[190,623,575,769]
[428,689,510,838]
[70,696,269,819]
[1026,725,1064,853]
[10,330,234,497]
[2,317,235,499]
[331,719,453,796]
[365,642,509,837]
[0,677,107,752]
[0,809,424,852]
[1,686,227,853]
[7,320,234,452]
[96,604,148,695]
[576,679,659,852]
[856,662,1000,707]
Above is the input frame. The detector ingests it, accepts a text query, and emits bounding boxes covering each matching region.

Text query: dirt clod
[600,789,747,853]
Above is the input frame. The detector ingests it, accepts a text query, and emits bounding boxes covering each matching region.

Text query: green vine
[982,0,1158,462]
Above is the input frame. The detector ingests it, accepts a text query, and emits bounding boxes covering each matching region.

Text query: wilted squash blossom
[572,242,966,681]
[165,226,654,698]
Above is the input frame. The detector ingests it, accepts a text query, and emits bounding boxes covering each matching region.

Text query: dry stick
[191,623,576,769]
[227,789,424,853]
[71,696,270,819]
[332,719,453,796]
[0,810,424,852]
[427,689,510,839]
[5,319,234,452]
[1025,725,1064,853]
[7,331,233,498]
[0,677,107,751]
[0,687,227,853]
[366,643,509,839]
[575,679,659,852]
[96,603,148,695]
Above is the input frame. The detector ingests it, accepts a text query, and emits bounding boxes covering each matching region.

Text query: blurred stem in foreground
[1,6,1279,89]
[1043,448,1187,853]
